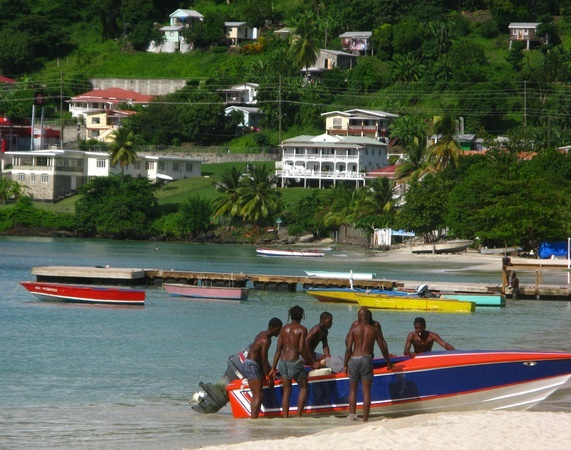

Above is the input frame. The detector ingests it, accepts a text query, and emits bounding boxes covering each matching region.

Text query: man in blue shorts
[343,308,393,421]
[243,317,282,418]
[270,305,320,418]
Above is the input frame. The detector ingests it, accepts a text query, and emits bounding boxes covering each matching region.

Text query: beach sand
[199,410,570,449]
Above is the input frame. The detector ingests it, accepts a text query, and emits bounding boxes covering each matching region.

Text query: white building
[277,133,389,188]
[4,150,202,201]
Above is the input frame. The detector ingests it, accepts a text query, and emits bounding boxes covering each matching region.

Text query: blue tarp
[538,241,568,259]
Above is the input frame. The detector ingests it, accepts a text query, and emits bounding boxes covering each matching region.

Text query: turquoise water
[1,237,570,449]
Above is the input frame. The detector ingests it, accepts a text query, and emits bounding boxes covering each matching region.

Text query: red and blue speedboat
[218,350,571,418]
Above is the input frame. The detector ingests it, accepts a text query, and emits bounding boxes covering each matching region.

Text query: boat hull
[440,294,505,307]
[226,350,571,418]
[356,293,475,312]
[163,283,248,300]
[20,281,145,305]
[256,248,324,257]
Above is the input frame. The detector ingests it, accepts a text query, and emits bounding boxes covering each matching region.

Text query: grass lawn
[32,161,320,215]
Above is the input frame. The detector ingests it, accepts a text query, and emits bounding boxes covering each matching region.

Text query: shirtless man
[343,308,393,422]
[306,311,333,363]
[404,317,455,357]
[243,317,283,419]
[270,305,320,418]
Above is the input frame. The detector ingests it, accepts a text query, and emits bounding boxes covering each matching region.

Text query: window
[91,117,100,124]
[186,163,193,172]
[41,174,48,183]
[173,162,179,171]
[30,173,36,182]
[332,118,342,129]
[96,159,106,168]
[134,161,140,169]
[18,173,25,181]
[158,162,165,171]
[146,161,154,170]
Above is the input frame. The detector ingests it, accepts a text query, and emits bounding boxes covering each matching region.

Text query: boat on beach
[19,281,145,305]
[256,247,325,257]
[193,348,571,419]
[411,239,473,254]
[163,283,249,301]
[304,270,376,280]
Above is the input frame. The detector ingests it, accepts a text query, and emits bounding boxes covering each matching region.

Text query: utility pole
[524,80,527,128]
[278,75,282,144]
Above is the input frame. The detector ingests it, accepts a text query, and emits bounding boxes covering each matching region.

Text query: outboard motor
[189,346,249,414]
[416,284,429,297]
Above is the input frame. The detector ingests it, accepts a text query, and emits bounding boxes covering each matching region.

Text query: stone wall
[90,78,187,96]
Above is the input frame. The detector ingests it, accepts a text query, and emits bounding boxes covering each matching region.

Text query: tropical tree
[290,17,319,74]
[428,114,460,171]
[0,178,26,204]
[108,126,137,180]
[212,166,244,224]
[389,115,429,179]
[178,195,212,238]
[236,164,281,227]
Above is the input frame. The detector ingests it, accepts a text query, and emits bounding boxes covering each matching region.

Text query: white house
[225,106,262,131]
[218,82,258,105]
[277,133,389,188]
[508,22,544,50]
[339,31,372,55]
[154,9,204,53]
[225,22,257,46]
[5,149,202,201]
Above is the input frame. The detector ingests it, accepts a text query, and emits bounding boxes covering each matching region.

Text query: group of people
[243,306,454,420]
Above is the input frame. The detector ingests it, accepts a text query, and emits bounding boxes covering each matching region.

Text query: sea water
[0,237,570,449]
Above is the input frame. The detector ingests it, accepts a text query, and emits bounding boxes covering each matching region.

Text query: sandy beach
[199,410,570,449]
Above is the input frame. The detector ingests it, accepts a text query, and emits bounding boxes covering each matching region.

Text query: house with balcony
[301,49,358,80]
[5,149,201,201]
[152,9,204,53]
[67,88,153,142]
[225,22,257,46]
[508,22,545,49]
[339,31,372,55]
[277,133,389,188]
[321,109,398,143]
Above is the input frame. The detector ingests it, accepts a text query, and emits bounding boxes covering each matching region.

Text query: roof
[160,26,182,31]
[282,133,387,148]
[225,22,248,27]
[0,75,16,83]
[508,22,539,28]
[319,49,357,57]
[321,108,399,119]
[225,106,261,114]
[170,9,203,19]
[339,31,372,39]
[70,88,154,104]
[366,165,397,178]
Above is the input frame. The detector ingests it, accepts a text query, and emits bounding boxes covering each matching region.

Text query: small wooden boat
[355,292,476,312]
[256,247,325,257]
[163,283,249,301]
[304,270,376,280]
[20,281,145,305]
[411,239,473,254]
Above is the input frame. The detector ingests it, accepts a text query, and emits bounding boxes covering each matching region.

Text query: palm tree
[389,115,429,180]
[236,164,281,227]
[108,126,137,181]
[290,18,319,75]
[212,166,243,224]
[429,114,461,171]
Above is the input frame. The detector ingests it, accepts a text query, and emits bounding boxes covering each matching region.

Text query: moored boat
[20,281,145,305]
[163,283,248,301]
[256,247,325,257]
[440,293,505,307]
[355,292,476,312]
[225,350,571,419]
[304,270,376,280]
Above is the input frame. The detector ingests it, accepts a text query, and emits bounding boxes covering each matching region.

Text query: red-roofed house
[0,75,17,85]
[67,88,154,142]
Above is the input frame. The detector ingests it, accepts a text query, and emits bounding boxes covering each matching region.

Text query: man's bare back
[279,322,307,361]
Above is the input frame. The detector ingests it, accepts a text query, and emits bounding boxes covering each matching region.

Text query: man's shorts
[348,355,373,382]
[242,359,263,380]
[277,359,307,382]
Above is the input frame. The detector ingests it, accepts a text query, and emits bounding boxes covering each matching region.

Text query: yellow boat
[355,292,476,313]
